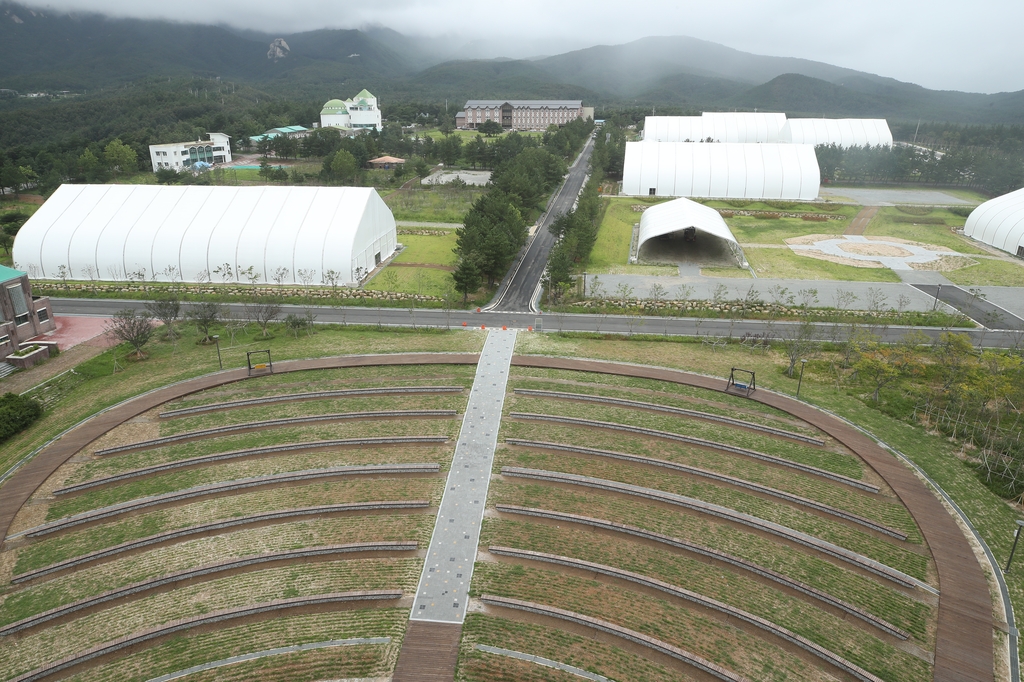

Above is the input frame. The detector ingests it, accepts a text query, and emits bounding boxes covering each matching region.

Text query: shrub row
[0,392,43,443]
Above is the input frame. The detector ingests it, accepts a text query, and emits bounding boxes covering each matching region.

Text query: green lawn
[727,216,846,245]
[384,187,484,223]
[745,247,903,281]
[365,266,453,297]
[865,208,987,254]
[393,233,458,267]
[943,257,1024,287]
[587,197,672,272]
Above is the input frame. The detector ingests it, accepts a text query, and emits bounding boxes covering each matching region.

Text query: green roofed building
[319,89,382,132]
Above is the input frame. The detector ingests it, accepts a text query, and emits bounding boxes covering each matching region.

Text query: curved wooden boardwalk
[0,353,478,545]
[512,356,993,682]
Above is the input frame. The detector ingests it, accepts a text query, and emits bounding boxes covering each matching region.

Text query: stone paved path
[409,328,517,623]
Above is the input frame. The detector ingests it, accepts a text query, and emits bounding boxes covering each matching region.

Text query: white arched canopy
[644,113,787,143]
[638,197,746,266]
[623,142,820,200]
[13,185,396,285]
[964,187,1024,257]
[781,119,893,147]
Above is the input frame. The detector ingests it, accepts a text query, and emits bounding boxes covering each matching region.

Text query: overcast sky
[22,0,1024,93]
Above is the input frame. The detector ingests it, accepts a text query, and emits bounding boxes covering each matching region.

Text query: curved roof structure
[781,119,893,147]
[320,98,348,114]
[13,185,396,285]
[644,113,787,143]
[964,187,1024,256]
[623,142,820,200]
[638,197,744,264]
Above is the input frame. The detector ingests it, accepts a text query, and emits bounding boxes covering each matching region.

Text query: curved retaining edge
[9,591,404,682]
[12,501,429,584]
[489,547,883,682]
[159,386,465,418]
[504,439,905,539]
[95,410,458,457]
[513,389,825,445]
[55,436,450,496]
[479,595,749,682]
[21,464,439,539]
[1,542,417,635]
[502,466,922,590]
[0,353,479,546]
[493,505,910,640]
[508,412,878,493]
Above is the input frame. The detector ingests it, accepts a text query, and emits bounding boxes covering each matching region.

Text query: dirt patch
[791,250,887,268]
[785,234,845,246]
[838,242,915,258]
[909,256,979,272]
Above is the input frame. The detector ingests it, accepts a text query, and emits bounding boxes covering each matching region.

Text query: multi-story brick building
[459,100,593,131]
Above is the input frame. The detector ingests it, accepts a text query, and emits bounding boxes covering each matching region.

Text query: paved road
[50,299,1024,348]
[911,283,1024,330]
[487,135,597,312]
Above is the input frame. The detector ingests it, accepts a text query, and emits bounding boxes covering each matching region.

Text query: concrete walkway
[409,329,517,623]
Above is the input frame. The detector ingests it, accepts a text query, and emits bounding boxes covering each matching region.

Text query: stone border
[1,543,417,635]
[511,356,993,681]
[9,591,403,682]
[493,505,910,640]
[512,389,825,445]
[95,410,458,456]
[479,595,749,682]
[149,637,392,682]
[501,467,921,590]
[21,464,440,539]
[474,645,610,681]
[12,501,429,584]
[56,437,450,496]
[159,386,464,419]
[489,547,884,682]
[503,440,905,539]
[508,413,877,492]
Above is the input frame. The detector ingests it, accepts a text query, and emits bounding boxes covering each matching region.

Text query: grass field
[864,208,987,254]
[365,266,454,297]
[943,257,1024,287]
[384,186,484,223]
[745,247,903,281]
[726,216,846,245]
[586,198,665,273]
[393,233,458,266]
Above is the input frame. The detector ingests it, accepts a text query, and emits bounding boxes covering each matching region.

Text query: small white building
[149,132,231,172]
[319,89,383,132]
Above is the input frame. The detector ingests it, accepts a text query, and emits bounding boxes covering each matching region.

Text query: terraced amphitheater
[0,334,994,682]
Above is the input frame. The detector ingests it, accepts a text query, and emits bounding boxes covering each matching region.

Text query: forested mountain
[2,1,1023,124]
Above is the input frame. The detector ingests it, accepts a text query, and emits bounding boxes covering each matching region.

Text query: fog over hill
[1,2,1022,124]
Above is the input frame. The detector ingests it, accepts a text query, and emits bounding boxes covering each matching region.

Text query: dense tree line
[544,164,605,300]
[815,142,1024,196]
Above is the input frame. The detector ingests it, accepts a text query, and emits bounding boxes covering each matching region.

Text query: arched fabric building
[780,119,893,147]
[964,187,1024,257]
[638,197,747,267]
[13,185,397,285]
[622,142,821,200]
[643,113,787,143]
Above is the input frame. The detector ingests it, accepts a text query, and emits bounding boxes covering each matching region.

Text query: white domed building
[319,89,382,132]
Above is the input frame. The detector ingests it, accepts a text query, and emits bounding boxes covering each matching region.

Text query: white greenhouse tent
[781,119,893,147]
[622,142,821,200]
[964,187,1024,258]
[643,112,787,143]
[14,185,397,286]
[638,197,747,266]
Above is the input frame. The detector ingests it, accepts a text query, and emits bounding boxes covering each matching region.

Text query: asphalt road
[911,284,1024,331]
[50,298,1024,349]
[487,134,597,312]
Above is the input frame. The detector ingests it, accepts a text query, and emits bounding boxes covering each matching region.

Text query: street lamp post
[796,358,807,398]
[1004,520,1024,572]
[933,284,941,311]
[212,334,222,370]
